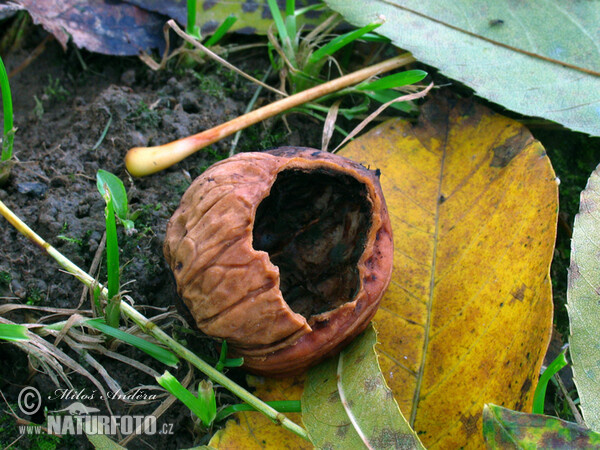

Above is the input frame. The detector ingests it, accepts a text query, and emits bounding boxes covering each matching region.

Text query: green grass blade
[364,90,414,112]
[86,318,179,367]
[215,340,244,372]
[294,3,325,17]
[0,323,29,342]
[285,0,295,17]
[204,15,238,47]
[91,112,112,151]
[266,0,295,61]
[267,0,289,42]
[0,55,14,162]
[357,70,428,91]
[215,400,301,422]
[284,0,297,43]
[307,22,381,66]
[86,432,126,450]
[532,351,568,414]
[103,195,120,310]
[186,0,201,39]
[198,380,217,426]
[157,370,215,426]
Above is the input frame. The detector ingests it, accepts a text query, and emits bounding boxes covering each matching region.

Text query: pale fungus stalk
[125,47,415,177]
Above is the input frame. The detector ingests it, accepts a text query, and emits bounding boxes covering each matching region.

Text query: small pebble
[120,69,136,86]
[10,279,26,299]
[17,182,48,197]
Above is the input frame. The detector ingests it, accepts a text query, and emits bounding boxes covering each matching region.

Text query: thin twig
[168,20,286,97]
[333,82,434,152]
[555,372,585,426]
[229,67,272,157]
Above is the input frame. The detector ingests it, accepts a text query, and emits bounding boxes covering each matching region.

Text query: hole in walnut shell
[252,168,372,320]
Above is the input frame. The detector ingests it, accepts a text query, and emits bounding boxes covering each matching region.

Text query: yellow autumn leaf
[209,375,310,449]
[338,96,558,448]
[211,96,557,448]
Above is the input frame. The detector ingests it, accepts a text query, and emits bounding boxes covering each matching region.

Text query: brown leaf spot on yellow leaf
[511,283,527,302]
[490,127,534,168]
[459,412,479,438]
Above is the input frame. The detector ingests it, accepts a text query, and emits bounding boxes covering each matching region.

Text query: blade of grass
[284,0,297,48]
[198,379,217,426]
[0,323,29,342]
[157,371,215,426]
[532,351,569,414]
[0,55,14,161]
[294,2,324,17]
[204,15,238,47]
[91,111,112,151]
[103,191,120,327]
[357,70,427,91]
[364,90,414,113]
[307,22,381,67]
[85,318,179,367]
[266,0,294,62]
[186,0,201,39]
[215,341,244,372]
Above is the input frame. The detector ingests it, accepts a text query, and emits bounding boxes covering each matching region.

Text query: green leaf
[204,15,237,47]
[86,430,126,450]
[363,89,414,113]
[302,324,424,449]
[356,70,427,91]
[568,163,600,431]
[307,22,381,66]
[324,0,600,136]
[157,371,215,427]
[215,340,244,372]
[197,380,217,426]
[532,352,568,415]
[0,55,14,162]
[96,170,129,223]
[86,319,179,367]
[0,324,29,342]
[104,193,120,308]
[186,0,202,39]
[483,404,600,448]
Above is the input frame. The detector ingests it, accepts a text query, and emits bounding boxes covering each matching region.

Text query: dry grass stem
[333,82,434,152]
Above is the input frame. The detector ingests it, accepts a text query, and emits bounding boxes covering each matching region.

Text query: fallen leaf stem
[0,199,311,442]
[125,51,415,176]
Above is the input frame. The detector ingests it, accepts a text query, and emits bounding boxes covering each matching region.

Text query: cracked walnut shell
[164,147,393,376]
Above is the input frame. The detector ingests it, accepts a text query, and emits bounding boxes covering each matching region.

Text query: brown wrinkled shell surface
[164,147,393,376]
